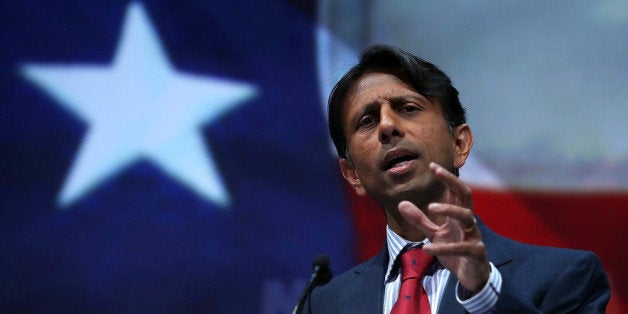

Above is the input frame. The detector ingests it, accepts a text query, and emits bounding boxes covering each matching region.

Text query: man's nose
[378,107,403,144]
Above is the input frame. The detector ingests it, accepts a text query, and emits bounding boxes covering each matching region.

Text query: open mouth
[385,155,415,170]
[383,149,418,171]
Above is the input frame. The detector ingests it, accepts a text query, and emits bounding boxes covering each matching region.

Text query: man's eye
[358,115,375,128]
[400,104,420,113]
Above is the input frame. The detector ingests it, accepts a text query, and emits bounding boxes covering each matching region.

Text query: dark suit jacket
[305,219,610,313]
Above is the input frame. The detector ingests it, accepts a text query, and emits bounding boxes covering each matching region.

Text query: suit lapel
[338,245,388,314]
[437,275,466,314]
[480,218,514,275]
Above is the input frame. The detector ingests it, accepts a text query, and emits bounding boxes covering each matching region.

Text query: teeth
[392,161,408,168]
[387,156,411,169]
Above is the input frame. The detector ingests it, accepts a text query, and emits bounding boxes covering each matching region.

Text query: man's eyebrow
[389,94,428,105]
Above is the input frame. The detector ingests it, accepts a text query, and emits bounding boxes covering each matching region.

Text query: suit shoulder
[484,224,598,261]
[312,253,381,296]
[307,249,387,314]
[499,234,601,263]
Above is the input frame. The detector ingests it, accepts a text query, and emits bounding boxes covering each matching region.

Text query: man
[306,44,610,313]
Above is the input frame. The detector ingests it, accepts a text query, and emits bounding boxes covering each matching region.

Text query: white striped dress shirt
[383,226,502,314]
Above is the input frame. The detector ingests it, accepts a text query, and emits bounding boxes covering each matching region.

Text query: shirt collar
[385,225,429,275]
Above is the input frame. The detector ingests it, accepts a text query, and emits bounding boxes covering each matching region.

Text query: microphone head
[312,254,329,268]
[312,254,333,285]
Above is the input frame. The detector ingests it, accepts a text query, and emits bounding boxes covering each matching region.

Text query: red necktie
[390,248,434,314]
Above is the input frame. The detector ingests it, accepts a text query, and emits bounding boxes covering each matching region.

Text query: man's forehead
[344,71,437,110]
[346,72,412,105]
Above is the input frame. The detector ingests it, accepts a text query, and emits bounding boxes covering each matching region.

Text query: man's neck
[381,191,448,242]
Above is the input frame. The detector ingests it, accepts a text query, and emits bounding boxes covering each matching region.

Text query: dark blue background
[0,1,355,312]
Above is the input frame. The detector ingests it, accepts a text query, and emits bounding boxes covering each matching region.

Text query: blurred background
[1,0,626,313]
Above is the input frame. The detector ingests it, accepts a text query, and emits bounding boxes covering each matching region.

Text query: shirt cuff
[455,262,502,314]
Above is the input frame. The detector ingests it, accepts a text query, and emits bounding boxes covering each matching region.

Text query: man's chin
[381,180,445,208]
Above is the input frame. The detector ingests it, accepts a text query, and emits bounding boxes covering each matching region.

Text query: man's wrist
[456,262,502,313]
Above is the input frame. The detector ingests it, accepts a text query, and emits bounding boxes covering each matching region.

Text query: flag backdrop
[1,1,627,313]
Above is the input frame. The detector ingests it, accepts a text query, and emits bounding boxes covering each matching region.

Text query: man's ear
[339,158,367,196]
[452,124,474,169]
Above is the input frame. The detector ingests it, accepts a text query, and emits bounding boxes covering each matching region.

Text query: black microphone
[292,254,333,314]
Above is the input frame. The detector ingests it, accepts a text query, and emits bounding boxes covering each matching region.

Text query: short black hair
[328,44,467,159]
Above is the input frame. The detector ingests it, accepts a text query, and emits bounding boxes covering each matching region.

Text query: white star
[20,2,257,209]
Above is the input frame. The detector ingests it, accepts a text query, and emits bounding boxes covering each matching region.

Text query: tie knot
[400,248,433,280]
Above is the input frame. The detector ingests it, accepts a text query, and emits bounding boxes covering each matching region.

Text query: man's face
[339,71,467,208]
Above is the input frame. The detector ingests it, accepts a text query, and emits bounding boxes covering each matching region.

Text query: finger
[423,241,486,257]
[430,162,472,203]
[428,203,477,230]
[430,162,473,206]
[398,200,439,238]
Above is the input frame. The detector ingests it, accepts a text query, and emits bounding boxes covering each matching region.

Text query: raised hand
[398,162,490,293]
